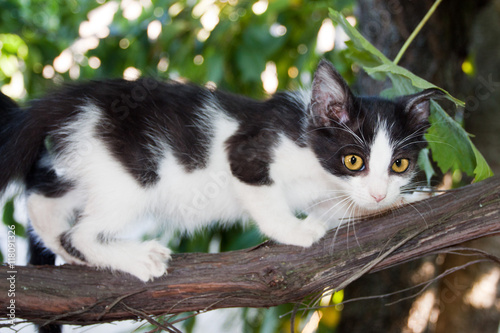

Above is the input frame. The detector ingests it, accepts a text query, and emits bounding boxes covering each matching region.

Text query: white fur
[27,98,416,281]
[151,115,243,231]
[345,124,412,212]
[28,190,84,264]
[316,69,345,103]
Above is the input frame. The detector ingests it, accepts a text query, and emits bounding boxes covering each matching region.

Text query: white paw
[120,241,172,282]
[277,217,327,247]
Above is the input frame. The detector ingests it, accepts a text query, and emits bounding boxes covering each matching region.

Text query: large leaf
[426,101,475,175]
[366,64,465,107]
[472,145,495,181]
[329,9,493,181]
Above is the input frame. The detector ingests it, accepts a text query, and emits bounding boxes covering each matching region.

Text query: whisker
[404,201,429,228]
[341,200,357,254]
[351,204,362,250]
[316,196,352,222]
[305,194,349,211]
[327,198,354,254]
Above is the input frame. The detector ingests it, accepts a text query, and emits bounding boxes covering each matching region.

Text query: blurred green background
[0,0,356,100]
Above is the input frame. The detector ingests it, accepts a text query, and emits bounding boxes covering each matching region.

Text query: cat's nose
[371,193,386,203]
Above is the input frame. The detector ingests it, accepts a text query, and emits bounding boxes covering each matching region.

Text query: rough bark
[1,177,499,329]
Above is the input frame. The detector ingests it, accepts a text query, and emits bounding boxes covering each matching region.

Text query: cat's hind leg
[27,190,86,265]
[57,188,171,281]
[63,210,171,281]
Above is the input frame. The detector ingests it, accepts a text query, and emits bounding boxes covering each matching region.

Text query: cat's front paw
[279,217,327,247]
[124,241,172,281]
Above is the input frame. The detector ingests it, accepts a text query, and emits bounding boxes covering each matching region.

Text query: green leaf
[418,148,435,185]
[382,74,419,97]
[331,8,464,107]
[2,198,25,237]
[471,144,494,182]
[366,64,465,107]
[426,101,475,176]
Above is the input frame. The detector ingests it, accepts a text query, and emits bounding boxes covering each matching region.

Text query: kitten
[0,60,441,281]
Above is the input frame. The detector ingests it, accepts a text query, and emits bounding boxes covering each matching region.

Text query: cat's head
[308,60,442,212]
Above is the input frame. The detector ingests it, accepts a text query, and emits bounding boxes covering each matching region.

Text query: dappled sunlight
[88,56,101,69]
[52,1,118,78]
[147,19,162,41]
[0,34,27,98]
[1,71,25,99]
[405,290,438,333]
[79,2,117,38]
[261,61,278,94]
[464,267,500,309]
[123,66,141,81]
[252,0,268,15]
[316,18,335,53]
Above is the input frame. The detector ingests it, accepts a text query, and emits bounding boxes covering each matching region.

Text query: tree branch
[1,177,500,327]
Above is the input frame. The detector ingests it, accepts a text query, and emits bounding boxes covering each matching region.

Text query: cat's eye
[343,154,365,171]
[392,158,410,173]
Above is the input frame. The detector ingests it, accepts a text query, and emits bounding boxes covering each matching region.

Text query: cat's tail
[1,93,60,332]
[0,91,45,194]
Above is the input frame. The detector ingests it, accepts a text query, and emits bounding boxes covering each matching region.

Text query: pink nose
[371,193,386,203]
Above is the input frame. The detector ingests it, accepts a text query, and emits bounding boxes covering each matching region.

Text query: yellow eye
[343,154,364,171]
[392,158,410,173]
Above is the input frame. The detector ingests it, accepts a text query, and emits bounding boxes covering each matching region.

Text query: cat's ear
[310,60,353,126]
[400,88,444,125]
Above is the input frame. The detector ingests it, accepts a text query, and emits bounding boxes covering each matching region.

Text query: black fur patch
[60,232,86,262]
[26,149,74,197]
[93,79,214,185]
[220,91,307,185]
[28,226,56,266]
[41,79,215,187]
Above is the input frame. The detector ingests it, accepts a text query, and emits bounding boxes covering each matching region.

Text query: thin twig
[122,303,182,333]
[97,289,148,320]
[393,0,443,65]
[385,258,490,306]
[429,246,500,265]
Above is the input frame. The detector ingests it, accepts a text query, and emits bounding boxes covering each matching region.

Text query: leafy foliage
[330,9,493,182]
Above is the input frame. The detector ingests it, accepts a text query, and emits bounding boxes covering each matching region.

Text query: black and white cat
[0,60,440,281]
